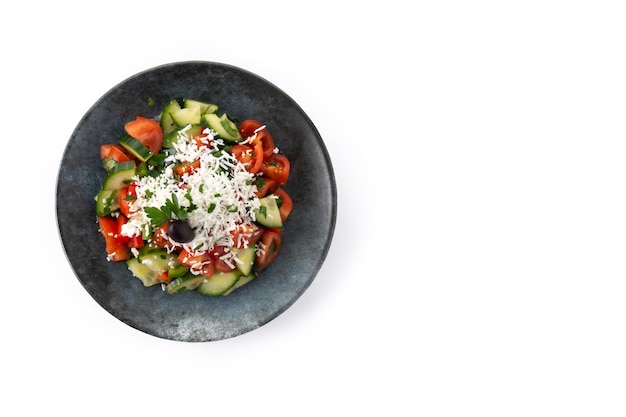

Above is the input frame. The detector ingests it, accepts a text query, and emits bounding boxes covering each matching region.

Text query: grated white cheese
[121,127,261,259]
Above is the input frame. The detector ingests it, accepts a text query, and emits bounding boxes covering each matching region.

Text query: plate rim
[56,60,337,342]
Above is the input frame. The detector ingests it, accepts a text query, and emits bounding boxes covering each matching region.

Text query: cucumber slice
[127,257,161,287]
[160,98,182,135]
[118,134,152,162]
[255,195,283,228]
[222,273,256,296]
[196,270,241,296]
[168,264,189,279]
[102,160,136,191]
[202,113,242,142]
[166,274,204,294]
[163,123,205,148]
[95,189,119,216]
[136,248,178,271]
[170,107,201,127]
[183,98,218,115]
[232,246,255,276]
[127,248,183,287]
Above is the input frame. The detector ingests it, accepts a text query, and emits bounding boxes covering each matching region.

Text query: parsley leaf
[145,194,189,228]
[144,206,170,228]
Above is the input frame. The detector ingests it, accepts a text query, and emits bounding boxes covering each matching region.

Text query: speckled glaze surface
[56,61,336,342]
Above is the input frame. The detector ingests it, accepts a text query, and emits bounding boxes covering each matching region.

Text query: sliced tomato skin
[231,139,263,174]
[173,160,200,177]
[255,230,282,270]
[273,188,293,222]
[239,119,275,157]
[101,144,131,170]
[210,245,238,273]
[254,176,278,198]
[261,154,290,185]
[231,222,263,249]
[97,216,131,261]
[125,116,164,154]
[118,183,137,217]
[177,249,214,278]
[128,234,144,249]
[150,222,180,252]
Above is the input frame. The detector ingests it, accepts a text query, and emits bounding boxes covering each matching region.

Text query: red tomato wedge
[255,230,282,270]
[209,245,238,273]
[98,216,130,261]
[125,116,164,154]
[177,249,214,278]
[261,154,290,185]
[173,160,201,177]
[273,188,293,222]
[254,176,278,198]
[231,137,263,174]
[230,222,263,249]
[100,144,131,169]
[240,119,275,157]
[118,183,137,217]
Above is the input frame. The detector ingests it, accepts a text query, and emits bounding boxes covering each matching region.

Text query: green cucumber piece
[170,107,201,127]
[127,248,184,287]
[95,189,119,216]
[183,98,218,115]
[168,264,189,279]
[136,248,178,271]
[102,160,136,191]
[118,134,153,162]
[127,257,161,287]
[160,98,182,135]
[232,246,255,276]
[255,195,283,228]
[196,270,241,296]
[165,274,205,294]
[222,273,256,296]
[163,123,205,148]
[202,113,242,142]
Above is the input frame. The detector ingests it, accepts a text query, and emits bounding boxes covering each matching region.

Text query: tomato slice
[273,188,293,222]
[151,222,180,251]
[156,270,172,284]
[128,234,144,249]
[177,249,214,278]
[100,144,131,170]
[257,129,275,158]
[209,245,238,273]
[98,216,131,261]
[173,159,201,177]
[118,183,137,217]
[115,215,131,243]
[254,176,278,198]
[125,116,164,154]
[261,154,290,185]
[240,119,275,158]
[255,230,282,270]
[108,245,131,262]
[231,138,263,174]
[194,133,212,149]
[231,222,263,249]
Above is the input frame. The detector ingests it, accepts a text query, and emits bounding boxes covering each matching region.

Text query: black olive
[168,220,195,243]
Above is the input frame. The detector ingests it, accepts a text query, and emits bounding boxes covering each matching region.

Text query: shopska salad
[95,98,293,296]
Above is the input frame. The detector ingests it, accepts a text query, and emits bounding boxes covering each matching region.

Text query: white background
[2,1,626,415]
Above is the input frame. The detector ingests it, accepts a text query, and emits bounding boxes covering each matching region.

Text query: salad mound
[95,98,292,296]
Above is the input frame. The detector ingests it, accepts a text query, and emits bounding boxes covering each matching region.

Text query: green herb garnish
[144,194,188,228]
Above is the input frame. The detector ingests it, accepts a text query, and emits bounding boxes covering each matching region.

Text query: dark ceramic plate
[56,61,336,342]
